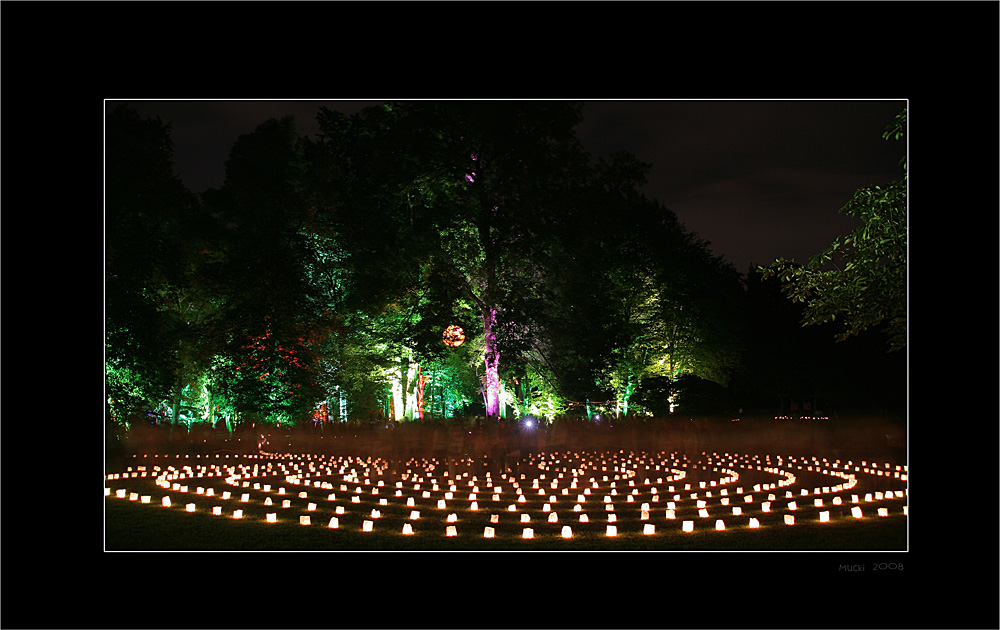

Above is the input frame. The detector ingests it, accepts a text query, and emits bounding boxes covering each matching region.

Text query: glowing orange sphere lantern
[442,325,466,347]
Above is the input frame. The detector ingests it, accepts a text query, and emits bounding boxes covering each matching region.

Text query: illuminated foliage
[760,110,907,352]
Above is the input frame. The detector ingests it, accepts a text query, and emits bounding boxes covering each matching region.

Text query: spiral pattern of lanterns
[105,449,907,544]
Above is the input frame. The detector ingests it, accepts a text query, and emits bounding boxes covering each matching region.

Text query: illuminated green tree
[202,116,335,424]
[760,109,907,352]
[105,104,206,426]
[310,101,591,422]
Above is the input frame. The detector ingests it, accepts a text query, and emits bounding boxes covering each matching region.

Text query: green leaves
[760,109,906,352]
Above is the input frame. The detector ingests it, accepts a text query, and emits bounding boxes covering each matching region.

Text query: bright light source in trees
[442,325,465,347]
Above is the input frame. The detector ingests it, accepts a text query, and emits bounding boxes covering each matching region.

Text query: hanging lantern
[442,325,466,347]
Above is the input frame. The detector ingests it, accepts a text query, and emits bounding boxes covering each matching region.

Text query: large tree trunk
[483,305,501,422]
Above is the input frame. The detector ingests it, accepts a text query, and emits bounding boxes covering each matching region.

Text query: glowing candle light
[715,520,725,531]
[762,502,771,512]
[266,513,277,523]
[186,503,196,512]
[371,509,382,519]
[115,489,127,499]
[562,526,574,538]
[682,521,694,532]
[548,513,558,523]
[607,514,617,523]
[878,507,888,517]
[698,508,709,518]
[787,501,797,511]
[833,496,843,505]
[606,525,618,537]
[814,498,823,507]
[784,514,795,525]
[363,520,374,532]
[665,509,675,519]
[222,492,231,500]
[470,501,479,511]
[490,514,499,523]
[162,496,171,507]
[484,526,495,538]
[819,511,830,522]
[732,507,742,516]
[402,523,414,535]
[141,496,151,504]
[328,517,339,528]
[233,510,243,519]
[446,526,457,537]
[212,506,222,515]
[580,514,589,523]
[522,528,534,539]
[749,518,760,528]
[521,513,530,523]
[852,506,863,518]
[437,500,446,509]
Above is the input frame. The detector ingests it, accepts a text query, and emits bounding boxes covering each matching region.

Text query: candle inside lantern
[522,528,534,539]
[484,526,495,538]
[212,506,222,515]
[328,517,339,528]
[186,503,196,512]
[162,496,171,507]
[299,515,311,526]
[682,521,694,532]
[363,520,374,532]
[233,510,243,519]
[878,507,888,517]
[266,513,277,523]
[784,514,795,525]
[819,511,830,522]
[749,517,760,528]
[852,506,863,518]
[606,525,618,537]
[446,526,457,537]
[715,519,725,531]
[562,526,573,538]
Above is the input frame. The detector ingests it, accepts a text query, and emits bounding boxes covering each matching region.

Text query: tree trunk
[483,305,501,422]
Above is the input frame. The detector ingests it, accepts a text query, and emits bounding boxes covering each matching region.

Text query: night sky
[107,99,906,275]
